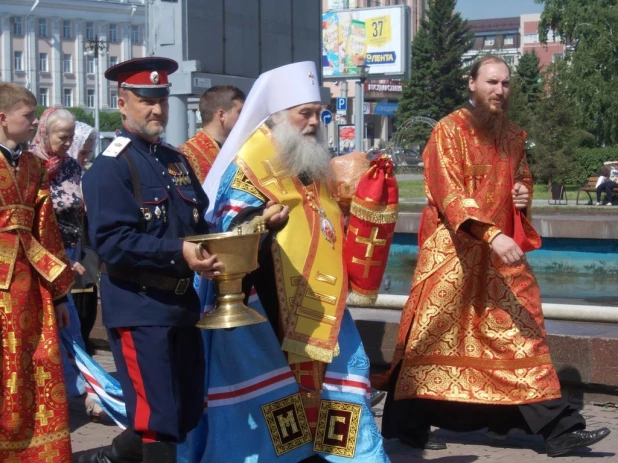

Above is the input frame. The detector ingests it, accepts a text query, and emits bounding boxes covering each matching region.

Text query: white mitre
[203,61,322,219]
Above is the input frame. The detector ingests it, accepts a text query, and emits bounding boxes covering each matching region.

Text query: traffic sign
[336,97,347,115]
[320,110,333,125]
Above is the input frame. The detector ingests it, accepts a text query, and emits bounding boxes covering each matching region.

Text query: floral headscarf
[31,107,75,180]
[68,121,97,162]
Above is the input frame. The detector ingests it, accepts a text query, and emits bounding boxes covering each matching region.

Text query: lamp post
[354,63,370,152]
[84,35,109,153]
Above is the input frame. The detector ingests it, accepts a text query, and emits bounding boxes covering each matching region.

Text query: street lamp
[84,35,109,153]
[354,63,370,152]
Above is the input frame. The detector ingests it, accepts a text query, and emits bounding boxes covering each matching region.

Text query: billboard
[322,5,410,80]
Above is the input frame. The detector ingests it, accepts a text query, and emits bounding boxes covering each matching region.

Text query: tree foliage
[395,0,472,147]
[536,0,618,145]
[35,106,122,133]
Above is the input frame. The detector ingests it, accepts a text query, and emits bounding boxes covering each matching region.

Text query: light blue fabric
[60,331,128,428]
[59,246,87,397]
[179,162,390,463]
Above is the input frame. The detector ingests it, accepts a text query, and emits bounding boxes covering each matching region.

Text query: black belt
[101,264,191,295]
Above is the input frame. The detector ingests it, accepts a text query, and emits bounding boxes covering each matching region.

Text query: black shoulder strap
[122,152,147,233]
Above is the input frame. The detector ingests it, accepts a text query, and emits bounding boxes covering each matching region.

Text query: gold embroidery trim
[261,393,312,456]
[406,353,553,370]
[296,305,338,324]
[0,429,70,450]
[305,288,337,306]
[230,169,268,202]
[461,198,480,209]
[313,400,362,458]
[316,272,337,285]
[349,202,398,225]
[442,191,458,209]
[465,164,492,176]
[281,338,339,363]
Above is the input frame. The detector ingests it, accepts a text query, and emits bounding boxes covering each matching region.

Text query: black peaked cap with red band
[104,57,178,98]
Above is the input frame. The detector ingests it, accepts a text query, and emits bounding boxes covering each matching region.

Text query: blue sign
[373,102,399,116]
[336,98,347,111]
[320,110,333,125]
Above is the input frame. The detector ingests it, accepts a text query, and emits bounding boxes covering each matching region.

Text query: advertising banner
[322,5,410,80]
[338,125,356,154]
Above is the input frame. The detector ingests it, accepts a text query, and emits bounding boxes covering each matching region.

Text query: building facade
[463,14,566,71]
[0,0,146,109]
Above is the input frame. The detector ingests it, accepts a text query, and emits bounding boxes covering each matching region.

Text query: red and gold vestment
[179,130,220,183]
[382,108,561,405]
[0,151,74,462]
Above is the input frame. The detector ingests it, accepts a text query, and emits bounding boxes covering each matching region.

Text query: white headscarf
[67,121,97,160]
[203,61,322,220]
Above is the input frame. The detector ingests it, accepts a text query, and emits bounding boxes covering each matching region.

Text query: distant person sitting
[595,165,618,205]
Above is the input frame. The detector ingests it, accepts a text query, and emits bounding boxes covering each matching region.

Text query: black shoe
[370,390,387,407]
[143,441,177,463]
[399,432,447,450]
[76,428,143,463]
[546,427,611,457]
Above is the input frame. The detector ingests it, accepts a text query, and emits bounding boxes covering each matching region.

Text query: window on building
[86,22,95,41]
[63,20,71,39]
[87,89,95,108]
[39,88,49,107]
[131,25,139,43]
[87,55,95,74]
[63,89,73,107]
[504,55,515,65]
[504,35,514,46]
[110,92,118,109]
[109,56,118,67]
[484,36,495,47]
[524,33,539,43]
[39,53,48,72]
[14,51,23,71]
[13,17,23,36]
[63,53,72,73]
[552,53,564,63]
[109,24,118,42]
[38,18,47,37]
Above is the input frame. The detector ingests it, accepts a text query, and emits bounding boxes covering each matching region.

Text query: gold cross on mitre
[308,71,316,85]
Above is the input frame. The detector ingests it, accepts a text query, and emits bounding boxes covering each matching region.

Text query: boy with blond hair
[0,82,74,462]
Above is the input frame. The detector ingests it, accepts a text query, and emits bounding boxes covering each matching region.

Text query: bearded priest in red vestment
[376,55,610,458]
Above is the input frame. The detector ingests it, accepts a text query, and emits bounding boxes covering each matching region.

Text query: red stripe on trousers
[118,328,152,437]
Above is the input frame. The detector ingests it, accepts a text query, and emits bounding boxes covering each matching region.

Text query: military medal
[154,206,162,219]
[141,207,153,221]
[161,205,167,223]
[178,162,191,185]
[168,164,180,185]
[193,207,199,223]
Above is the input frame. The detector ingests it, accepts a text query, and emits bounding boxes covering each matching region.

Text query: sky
[455,0,544,20]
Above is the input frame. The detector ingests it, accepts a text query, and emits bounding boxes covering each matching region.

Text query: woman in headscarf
[67,122,100,355]
[32,109,105,419]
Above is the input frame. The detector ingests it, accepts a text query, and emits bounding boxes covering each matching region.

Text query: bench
[576,176,618,205]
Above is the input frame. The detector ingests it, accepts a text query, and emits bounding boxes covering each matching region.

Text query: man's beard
[470,93,510,139]
[271,116,332,184]
[124,116,167,140]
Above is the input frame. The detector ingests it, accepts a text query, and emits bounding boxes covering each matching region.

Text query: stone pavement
[70,350,618,462]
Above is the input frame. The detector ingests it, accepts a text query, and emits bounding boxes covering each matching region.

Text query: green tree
[99,111,122,132]
[536,0,618,145]
[35,106,94,126]
[395,0,472,147]
[515,50,542,106]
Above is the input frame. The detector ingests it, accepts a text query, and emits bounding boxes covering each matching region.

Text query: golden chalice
[185,205,283,329]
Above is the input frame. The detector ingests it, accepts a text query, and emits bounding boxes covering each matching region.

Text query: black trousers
[382,362,585,442]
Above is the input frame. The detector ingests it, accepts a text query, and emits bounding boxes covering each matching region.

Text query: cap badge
[150,71,160,85]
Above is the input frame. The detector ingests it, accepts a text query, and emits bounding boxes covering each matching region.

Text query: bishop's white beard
[271,116,332,184]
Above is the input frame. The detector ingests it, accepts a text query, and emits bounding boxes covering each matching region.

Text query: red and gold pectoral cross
[258,160,288,195]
